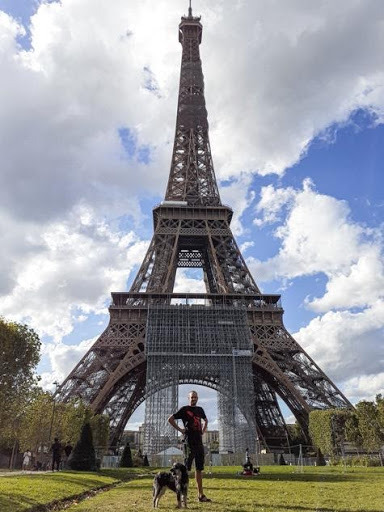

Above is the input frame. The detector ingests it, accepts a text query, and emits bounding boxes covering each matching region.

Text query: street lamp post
[48,381,59,442]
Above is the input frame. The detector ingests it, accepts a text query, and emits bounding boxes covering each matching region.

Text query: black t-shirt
[173,405,206,443]
[51,441,61,457]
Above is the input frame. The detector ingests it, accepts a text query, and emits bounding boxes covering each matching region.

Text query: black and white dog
[153,462,189,508]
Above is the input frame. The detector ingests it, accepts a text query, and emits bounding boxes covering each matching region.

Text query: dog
[153,462,189,508]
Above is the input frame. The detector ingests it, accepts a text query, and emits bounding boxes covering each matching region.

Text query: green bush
[119,442,133,468]
[329,455,382,467]
[69,422,97,471]
[309,409,353,456]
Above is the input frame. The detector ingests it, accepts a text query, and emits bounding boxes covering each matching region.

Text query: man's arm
[202,417,208,435]
[168,414,185,435]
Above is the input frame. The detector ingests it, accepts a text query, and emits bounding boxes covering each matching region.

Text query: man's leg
[194,445,211,502]
[195,469,204,497]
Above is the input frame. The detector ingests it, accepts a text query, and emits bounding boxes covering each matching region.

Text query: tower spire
[165,8,220,206]
[188,0,192,17]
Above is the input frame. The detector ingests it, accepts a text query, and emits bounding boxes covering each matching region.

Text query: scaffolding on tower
[144,303,256,455]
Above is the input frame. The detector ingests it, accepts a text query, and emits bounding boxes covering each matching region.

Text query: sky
[0,0,383,430]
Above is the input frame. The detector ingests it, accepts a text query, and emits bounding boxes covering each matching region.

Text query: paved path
[0,470,54,476]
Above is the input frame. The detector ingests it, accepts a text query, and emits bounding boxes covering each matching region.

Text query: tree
[355,401,383,453]
[309,409,352,456]
[90,414,109,455]
[376,394,384,430]
[119,442,133,467]
[18,389,53,454]
[344,413,363,452]
[69,422,97,471]
[286,422,307,446]
[0,318,41,449]
[17,392,93,455]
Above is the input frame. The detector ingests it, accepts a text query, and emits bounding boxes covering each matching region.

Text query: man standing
[168,390,211,503]
[51,437,62,471]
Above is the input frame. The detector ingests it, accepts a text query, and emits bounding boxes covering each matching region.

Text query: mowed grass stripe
[0,471,119,512]
[65,466,384,512]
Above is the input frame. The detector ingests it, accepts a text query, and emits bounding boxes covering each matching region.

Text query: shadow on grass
[208,472,356,483]
[37,472,115,487]
[0,492,41,512]
[255,503,384,512]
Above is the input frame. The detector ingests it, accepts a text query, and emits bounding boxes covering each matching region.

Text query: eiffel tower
[59,3,352,452]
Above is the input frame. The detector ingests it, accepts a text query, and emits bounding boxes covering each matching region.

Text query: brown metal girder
[207,229,228,293]
[271,340,352,408]
[252,348,311,413]
[58,342,109,400]
[211,234,260,292]
[91,346,146,412]
[108,369,147,445]
[253,380,286,425]
[153,206,233,229]
[130,238,156,292]
[254,365,311,438]
[186,128,197,196]
[162,229,181,292]
[147,234,176,292]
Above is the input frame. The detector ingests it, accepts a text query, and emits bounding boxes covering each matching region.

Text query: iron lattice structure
[144,304,256,454]
[58,6,352,453]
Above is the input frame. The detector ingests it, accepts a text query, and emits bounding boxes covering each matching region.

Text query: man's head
[188,390,198,406]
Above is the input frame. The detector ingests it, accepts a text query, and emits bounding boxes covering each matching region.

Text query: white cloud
[343,372,384,403]
[240,241,254,253]
[40,336,97,386]
[294,301,384,384]
[249,180,383,310]
[220,174,255,235]
[253,183,296,226]
[174,269,206,294]
[0,204,148,340]
[205,0,384,177]
[308,249,384,312]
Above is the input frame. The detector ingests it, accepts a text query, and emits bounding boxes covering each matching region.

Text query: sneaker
[198,495,212,502]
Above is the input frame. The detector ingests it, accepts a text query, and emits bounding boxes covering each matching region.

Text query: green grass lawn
[67,466,384,512]
[0,466,383,512]
[0,470,120,512]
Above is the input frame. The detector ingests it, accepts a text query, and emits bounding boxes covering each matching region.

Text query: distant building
[203,430,219,446]
[124,425,219,453]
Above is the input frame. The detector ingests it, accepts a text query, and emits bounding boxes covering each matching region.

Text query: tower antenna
[188,0,192,17]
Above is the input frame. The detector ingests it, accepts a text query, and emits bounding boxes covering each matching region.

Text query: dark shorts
[184,441,205,471]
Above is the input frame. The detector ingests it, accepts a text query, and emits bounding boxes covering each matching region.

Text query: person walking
[51,437,62,471]
[22,449,31,471]
[168,390,211,503]
[64,441,73,467]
